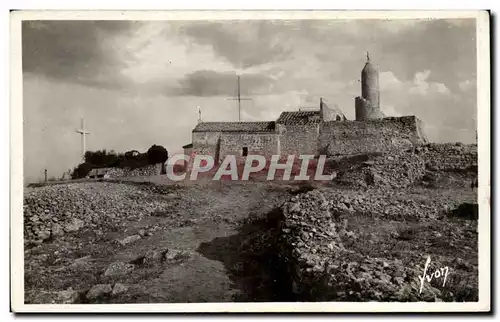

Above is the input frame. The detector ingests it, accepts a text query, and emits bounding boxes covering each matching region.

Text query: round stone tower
[355,52,383,120]
[361,52,379,109]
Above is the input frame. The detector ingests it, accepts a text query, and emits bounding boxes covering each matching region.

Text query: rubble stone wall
[318,116,427,156]
[334,150,426,189]
[421,143,478,171]
[277,123,320,156]
[219,132,278,160]
[106,164,162,178]
[277,189,464,302]
[332,143,477,189]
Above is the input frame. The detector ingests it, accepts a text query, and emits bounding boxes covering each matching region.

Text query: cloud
[409,70,451,96]
[377,19,476,85]
[22,21,136,89]
[176,70,274,97]
[379,71,404,90]
[180,20,295,69]
[459,79,476,91]
[378,70,475,143]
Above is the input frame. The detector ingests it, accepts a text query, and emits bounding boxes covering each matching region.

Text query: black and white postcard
[10,10,491,313]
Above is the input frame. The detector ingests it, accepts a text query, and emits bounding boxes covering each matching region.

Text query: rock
[165,249,189,261]
[37,229,51,241]
[393,276,405,285]
[86,284,112,300]
[111,283,129,296]
[30,239,44,246]
[289,203,301,213]
[57,288,79,304]
[64,218,84,232]
[71,255,92,267]
[138,229,146,237]
[104,261,135,277]
[117,235,141,246]
[144,249,167,264]
[51,223,64,237]
[27,288,79,304]
[301,231,310,241]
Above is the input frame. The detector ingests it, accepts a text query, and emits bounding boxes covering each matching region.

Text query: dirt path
[25,181,294,303]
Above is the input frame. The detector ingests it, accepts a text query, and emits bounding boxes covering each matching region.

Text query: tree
[147,145,168,174]
[71,162,93,179]
[125,150,140,160]
[147,145,168,164]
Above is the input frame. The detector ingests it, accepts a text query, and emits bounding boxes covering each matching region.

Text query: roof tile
[276,111,321,125]
[193,121,276,133]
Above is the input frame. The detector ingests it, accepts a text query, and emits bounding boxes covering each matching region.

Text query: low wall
[106,164,162,178]
[277,189,472,302]
[333,143,477,189]
[420,143,478,171]
[334,149,426,189]
[318,116,427,156]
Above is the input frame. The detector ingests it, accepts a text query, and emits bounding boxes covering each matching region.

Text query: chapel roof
[276,111,321,125]
[192,121,276,133]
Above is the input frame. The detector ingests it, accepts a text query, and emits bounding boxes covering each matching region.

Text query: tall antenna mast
[226,75,252,121]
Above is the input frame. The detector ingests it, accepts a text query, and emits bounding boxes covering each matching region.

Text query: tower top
[362,51,377,74]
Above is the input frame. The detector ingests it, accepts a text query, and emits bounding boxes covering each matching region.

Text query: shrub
[71,162,93,179]
[147,145,169,165]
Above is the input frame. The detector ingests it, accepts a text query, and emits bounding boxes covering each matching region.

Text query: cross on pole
[226,75,252,121]
[76,117,90,161]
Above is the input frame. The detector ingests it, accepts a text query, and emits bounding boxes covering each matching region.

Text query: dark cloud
[176,70,275,97]
[300,19,476,90]
[22,21,135,88]
[179,20,295,69]
[376,19,477,87]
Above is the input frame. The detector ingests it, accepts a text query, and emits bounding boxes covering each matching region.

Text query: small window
[242,147,248,157]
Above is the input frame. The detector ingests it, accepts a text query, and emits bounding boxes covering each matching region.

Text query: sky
[22,18,477,183]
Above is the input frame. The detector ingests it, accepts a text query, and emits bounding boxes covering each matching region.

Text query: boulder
[64,218,84,232]
[117,235,141,246]
[86,284,112,300]
[51,223,64,237]
[144,249,167,264]
[111,283,129,296]
[104,261,135,277]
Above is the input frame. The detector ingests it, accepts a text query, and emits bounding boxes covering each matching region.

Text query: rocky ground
[279,186,478,302]
[23,168,479,303]
[24,180,294,303]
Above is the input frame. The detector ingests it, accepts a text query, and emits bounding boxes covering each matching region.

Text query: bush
[71,146,167,179]
[147,145,168,165]
[121,153,149,170]
[147,145,168,174]
[71,162,93,179]
[84,149,125,168]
